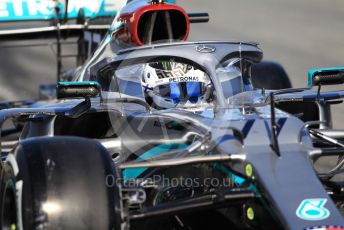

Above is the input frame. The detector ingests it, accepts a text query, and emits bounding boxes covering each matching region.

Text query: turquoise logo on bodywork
[0,0,176,21]
[123,143,187,182]
[296,199,330,221]
[0,0,126,21]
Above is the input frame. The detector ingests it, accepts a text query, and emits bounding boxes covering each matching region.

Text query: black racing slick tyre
[251,61,292,89]
[13,136,122,230]
[0,160,17,230]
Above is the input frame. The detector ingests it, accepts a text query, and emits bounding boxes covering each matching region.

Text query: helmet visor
[155,82,205,103]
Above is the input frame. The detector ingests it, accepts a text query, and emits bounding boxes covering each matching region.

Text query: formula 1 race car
[0,0,343,230]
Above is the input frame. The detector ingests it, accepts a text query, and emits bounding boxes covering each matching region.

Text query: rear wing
[0,0,131,81]
[0,0,205,82]
[0,24,111,40]
[0,0,126,22]
[0,0,176,23]
[0,0,129,39]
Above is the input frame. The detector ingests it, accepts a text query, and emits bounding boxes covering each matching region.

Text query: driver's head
[142,61,213,110]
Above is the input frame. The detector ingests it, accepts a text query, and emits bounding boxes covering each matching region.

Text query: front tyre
[13,136,122,230]
[0,161,17,230]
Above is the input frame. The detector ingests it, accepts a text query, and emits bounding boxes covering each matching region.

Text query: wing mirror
[308,67,344,87]
[57,81,101,99]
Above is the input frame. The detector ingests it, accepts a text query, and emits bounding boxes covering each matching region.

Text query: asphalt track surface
[182,0,344,127]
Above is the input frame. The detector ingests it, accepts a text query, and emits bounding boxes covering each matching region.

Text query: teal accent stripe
[308,67,344,88]
[0,0,120,21]
[58,81,100,86]
[0,0,176,22]
[123,144,188,181]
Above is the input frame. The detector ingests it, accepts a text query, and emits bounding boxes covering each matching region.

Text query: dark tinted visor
[155,82,204,103]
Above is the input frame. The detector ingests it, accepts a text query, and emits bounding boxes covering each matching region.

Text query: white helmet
[142,61,213,109]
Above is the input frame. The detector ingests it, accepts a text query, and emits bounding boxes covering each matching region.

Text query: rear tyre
[14,136,122,230]
[251,61,292,89]
[251,61,321,124]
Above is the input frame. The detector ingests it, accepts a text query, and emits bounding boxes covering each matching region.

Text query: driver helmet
[142,61,213,109]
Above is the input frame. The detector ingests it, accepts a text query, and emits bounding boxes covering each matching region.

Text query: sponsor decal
[296,199,330,221]
[156,63,192,79]
[246,207,254,221]
[0,0,125,21]
[152,74,208,86]
[304,226,344,230]
[145,62,208,86]
[195,45,216,53]
[169,76,200,83]
[245,164,253,178]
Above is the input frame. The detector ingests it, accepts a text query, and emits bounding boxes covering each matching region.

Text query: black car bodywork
[0,41,344,229]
